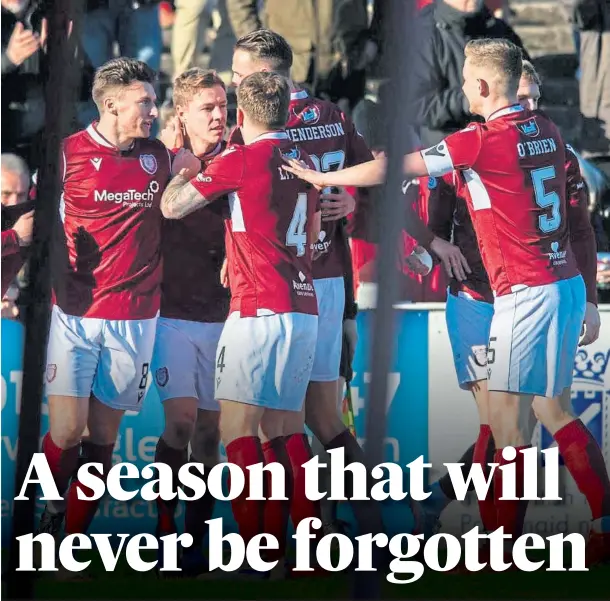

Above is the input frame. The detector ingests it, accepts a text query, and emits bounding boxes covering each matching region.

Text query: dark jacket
[411,1,529,147]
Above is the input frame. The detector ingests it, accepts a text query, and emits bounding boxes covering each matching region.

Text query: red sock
[154,437,188,534]
[64,441,114,535]
[285,433,321,530]
[473,425,497,531]
[493,445,529,539]
[42,433,80,502]
[262,437,293,561]
[554,419,610,520]
[224,436,264,545]
[184,457,216,548]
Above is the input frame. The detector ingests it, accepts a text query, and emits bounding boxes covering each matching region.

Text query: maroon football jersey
[189,132,320,317]
[422,105,581,297]
[53,124,171,319]
[159,142,229,323]
[286,90,373,279]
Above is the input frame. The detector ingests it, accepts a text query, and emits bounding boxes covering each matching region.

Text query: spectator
[411,0,527,147]
[1,0,47,169]
[574,0,610,160]
[1,153,33,303]
[171,0,214,78]
[77,0,162,127]
[226,0,377,111]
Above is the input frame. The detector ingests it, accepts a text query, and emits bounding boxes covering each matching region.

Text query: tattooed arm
[161,175,214,220]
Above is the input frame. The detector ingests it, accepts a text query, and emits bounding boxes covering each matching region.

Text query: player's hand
[1,298,19,320]
[6,22,41,67]
[579,302,601,346]
[13,211,34,246]
[321,188,355,221]
[172,148,199,179]
[220,257,229,288]
[429,236,471,281]
[404,246,433,276]
[159,116,184,151]
[282,158,327,189]
[343,319,358,366]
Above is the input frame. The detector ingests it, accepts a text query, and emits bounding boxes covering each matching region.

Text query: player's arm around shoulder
[161,145,243,219]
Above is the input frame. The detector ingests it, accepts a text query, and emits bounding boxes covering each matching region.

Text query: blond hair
[173,68,226,108]
[521,60,541,87]
[92,58,156,110]
[237,72,290,130]
[464,38,523,95]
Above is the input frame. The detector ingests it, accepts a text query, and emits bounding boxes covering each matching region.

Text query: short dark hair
[234,29,293,77]
[237,71,290,130]
[92,58,156,108]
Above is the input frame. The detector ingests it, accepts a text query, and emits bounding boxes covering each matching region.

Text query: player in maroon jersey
[410,62,603,559]
[151,69,229,575]
[35,58,198,567]
[284,39,610,564]
[231,29,385,545]
[160,71,320,576]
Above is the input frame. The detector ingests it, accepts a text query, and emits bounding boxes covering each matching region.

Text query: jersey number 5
[532,166,561,233]
[286,192,308,256]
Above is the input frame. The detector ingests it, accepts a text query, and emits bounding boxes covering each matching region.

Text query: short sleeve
[343,113,374,166]
[189,145,245,200]
[421,125,483,177]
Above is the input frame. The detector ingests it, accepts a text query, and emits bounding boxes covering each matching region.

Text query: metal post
[353,0,418,598]
[6,1,84,598]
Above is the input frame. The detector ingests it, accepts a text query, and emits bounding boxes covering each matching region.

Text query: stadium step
[510,0,573,27]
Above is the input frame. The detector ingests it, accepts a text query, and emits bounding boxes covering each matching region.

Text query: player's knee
[164,418,196,449]
[49,415,87,449]
[531,396,570,429]
[259,411,284,441]
[191,414,220,465]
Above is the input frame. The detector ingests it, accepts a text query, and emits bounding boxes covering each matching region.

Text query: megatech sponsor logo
[94,180,159,208]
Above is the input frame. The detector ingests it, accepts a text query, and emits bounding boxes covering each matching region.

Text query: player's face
[1,168,29,206]
[517,77,540,111]
[179,86,228,145]
[231,49,263,87]
[115,81,158,139]
[462,59,484,116]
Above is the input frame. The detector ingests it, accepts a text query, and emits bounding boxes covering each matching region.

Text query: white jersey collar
[290,89,309,101]
[248,131,289,145]
[487,104,524,122]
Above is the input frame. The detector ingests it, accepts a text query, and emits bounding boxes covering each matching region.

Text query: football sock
[42,432,80,515]
[262,437,293,561]
[184,456,217,549]
[473,425,497,531]
[325,429,385,535]
[64,441,114,535]
[224,436,264,545]
[285,433,321,529]
[554,420,610,523]
[493,445,529,541]
[154,437,188,533]
[438,443,476,501]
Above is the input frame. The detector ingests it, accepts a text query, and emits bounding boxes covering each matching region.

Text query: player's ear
[104,96,119,117]
[478,78,490,98]
[236,107,244,127]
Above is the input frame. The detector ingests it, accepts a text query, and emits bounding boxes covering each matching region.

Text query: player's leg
[182,321,224,574]
[151,319,199,538]
[413,294,496,535]
[63,314,158,536]
[531,277,610,565]
[37,306,100,537]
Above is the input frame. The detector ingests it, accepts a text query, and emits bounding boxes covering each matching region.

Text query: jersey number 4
[532,166,561,233]
[286,193,308,256]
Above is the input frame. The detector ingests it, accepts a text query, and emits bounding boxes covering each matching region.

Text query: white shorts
[214,311,318,411]
[487,276,586,398]
[152,317,224,410]
[311,277,345,382]
[445,292,494,389]
[45,305,158,413]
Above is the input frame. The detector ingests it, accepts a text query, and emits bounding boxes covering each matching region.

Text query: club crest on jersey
[472,345,488,367]
[427,177,438,190]
[517,119,539,138]
[155,367,169,387]
[46,364,57,383]
[283,148,301,161]
[139,154,158,175]
[299,105,321,125]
